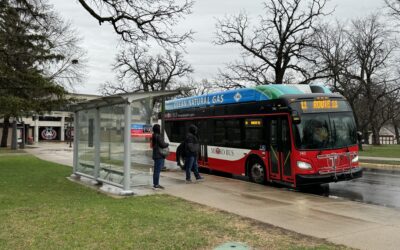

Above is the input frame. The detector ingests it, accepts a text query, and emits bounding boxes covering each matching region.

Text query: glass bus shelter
[70,90,181,195]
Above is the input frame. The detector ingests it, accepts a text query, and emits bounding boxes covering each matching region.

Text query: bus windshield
[293,112,357,150]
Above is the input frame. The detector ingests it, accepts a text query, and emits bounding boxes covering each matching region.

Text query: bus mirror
[292,112,301,124]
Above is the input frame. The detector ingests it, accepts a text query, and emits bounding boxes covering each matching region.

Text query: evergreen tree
[0,0,69,147]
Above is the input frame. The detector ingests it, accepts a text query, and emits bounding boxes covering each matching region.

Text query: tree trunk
[393,120,400,144]
[1,115,10,148]
[371,126,381,145]
[275,68,284,84]
[363,131,369,144]
[11,120,17,150]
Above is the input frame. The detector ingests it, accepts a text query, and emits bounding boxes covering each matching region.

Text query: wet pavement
[309,170,400,209]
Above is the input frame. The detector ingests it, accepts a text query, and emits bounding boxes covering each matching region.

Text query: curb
[361,162,400,173]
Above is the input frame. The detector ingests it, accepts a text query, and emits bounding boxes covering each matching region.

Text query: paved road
[304,170,400,209]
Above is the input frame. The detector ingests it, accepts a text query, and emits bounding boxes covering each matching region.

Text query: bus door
[196,120,209,167]
[269,116,293,184]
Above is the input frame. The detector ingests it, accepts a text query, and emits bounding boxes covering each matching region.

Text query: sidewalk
[25,143,400,250]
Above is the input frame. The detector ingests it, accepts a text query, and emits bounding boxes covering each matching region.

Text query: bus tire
[248,158,266,184]
[176,149,186,170]
[178,155,186,170]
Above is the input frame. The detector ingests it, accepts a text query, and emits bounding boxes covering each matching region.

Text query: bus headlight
[297,161,312,170]
[352,155,359,163]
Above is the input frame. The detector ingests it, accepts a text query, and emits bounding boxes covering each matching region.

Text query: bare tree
[101,46,193,96]
[215,0,330,87]
[384,91,400,144]
[385,0,400,20]
[174,78,219,97]
[313,22,363,123]
[350,15,400,144]
[77,0,194,45]
[392,99,400,144]
[42,15,86,88]
[315,14,400,145]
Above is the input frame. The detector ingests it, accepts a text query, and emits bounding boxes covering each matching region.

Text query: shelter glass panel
[77,109,96,176]
[98,104,125,185]
[130,98,153,187]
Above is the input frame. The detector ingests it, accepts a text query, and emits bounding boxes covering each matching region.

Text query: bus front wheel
[178,155,186,170]
[249,160,266,184]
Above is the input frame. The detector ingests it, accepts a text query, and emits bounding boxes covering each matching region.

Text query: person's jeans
[153,158,164,186]
[185,155,200,181]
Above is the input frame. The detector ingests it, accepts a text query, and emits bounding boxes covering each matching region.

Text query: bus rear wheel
[249,160,266,184]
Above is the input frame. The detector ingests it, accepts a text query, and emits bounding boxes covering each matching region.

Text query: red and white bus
[164,84,362,187]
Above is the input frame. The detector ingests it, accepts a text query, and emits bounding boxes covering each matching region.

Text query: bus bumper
[296,167,363,186]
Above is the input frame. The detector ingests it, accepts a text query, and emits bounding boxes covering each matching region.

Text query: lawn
[0,155,348,250]
[0,147,25,154]
[359,144,400,158]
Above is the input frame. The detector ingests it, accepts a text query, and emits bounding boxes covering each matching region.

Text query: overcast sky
[50,0,386,95]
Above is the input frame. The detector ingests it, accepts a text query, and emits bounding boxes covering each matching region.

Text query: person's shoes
[196,176,204,182]
[153,185,165,190]
[185,179,193,184]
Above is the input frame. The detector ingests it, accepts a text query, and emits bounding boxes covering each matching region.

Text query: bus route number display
[245,119,263,127]
[300,99,339,112]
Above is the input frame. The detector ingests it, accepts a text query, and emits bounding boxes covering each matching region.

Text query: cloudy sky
[50,0,386,95]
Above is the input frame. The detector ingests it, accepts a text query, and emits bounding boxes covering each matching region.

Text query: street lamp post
[69,59,78,148]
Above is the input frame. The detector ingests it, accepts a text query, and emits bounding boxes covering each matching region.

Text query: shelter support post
[121,102,134,195]
[93,108,101,183]
[72,111,79,178]
[60,116,65,141]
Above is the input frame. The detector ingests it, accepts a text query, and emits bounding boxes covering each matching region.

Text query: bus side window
[165,121,172,140]
[214,119,226,147]
[270,119,278,146]
[167,121,186,142]
[245,127,263,149]
[225,119,242,148]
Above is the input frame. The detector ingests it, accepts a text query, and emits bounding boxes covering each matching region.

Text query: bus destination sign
[297,99,351,113]
[301,100,338,110]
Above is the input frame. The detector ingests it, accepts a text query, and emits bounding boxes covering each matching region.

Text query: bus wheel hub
[251,163,264,182]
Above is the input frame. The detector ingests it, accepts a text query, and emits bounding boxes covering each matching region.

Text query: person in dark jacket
[184,124,204,183]
[152,124,169,189]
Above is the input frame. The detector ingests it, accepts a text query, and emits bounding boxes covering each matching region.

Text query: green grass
[0,155,348,250]
[359,144,400,158]
[0,147,25,154]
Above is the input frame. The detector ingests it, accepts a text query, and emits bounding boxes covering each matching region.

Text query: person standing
[152,124,169,189]
[184,124,204,183]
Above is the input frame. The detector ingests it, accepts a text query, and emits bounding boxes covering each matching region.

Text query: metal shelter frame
[70,90,182,195]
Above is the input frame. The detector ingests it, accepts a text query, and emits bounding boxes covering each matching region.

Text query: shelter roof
[70,89,185,112]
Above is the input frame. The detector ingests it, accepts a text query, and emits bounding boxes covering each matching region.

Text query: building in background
[0,93,100,145]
